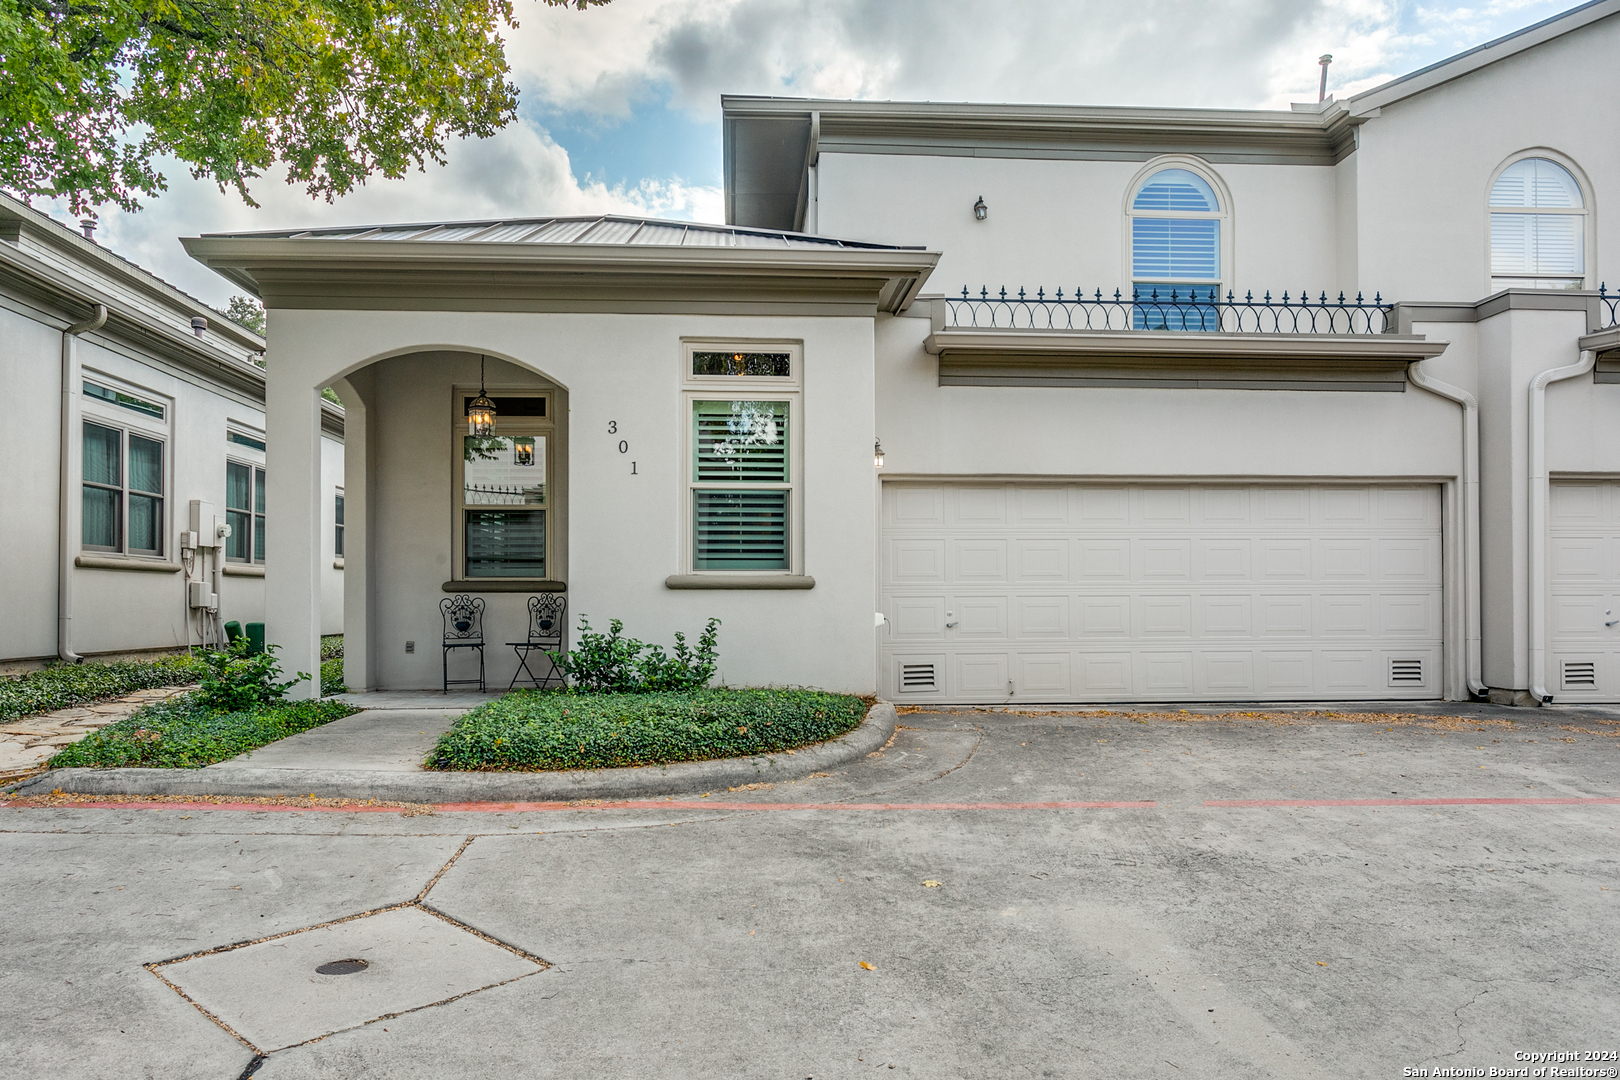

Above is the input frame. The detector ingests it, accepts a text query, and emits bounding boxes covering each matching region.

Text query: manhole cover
[315,958,370,976]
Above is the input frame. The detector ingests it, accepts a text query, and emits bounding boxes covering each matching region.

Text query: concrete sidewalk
[215,709,461,773]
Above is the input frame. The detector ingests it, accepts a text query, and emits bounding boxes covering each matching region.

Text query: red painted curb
[3,798,1160,814]
[1205,797,1620,807]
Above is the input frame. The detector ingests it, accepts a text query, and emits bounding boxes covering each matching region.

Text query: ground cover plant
[47,696,358,769]
[0,655,207,723]
[426,688,868,771]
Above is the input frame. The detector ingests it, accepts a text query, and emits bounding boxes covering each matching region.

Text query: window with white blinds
[1127,165,1225,330]
[1490,157,1587,290]
[683,341,802,576]
[692,400,790,570]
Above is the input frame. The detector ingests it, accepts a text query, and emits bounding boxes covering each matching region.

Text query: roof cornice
[182,236,941,314]
[723,95,1360,166]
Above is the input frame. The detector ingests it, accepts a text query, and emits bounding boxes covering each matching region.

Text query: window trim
[80,416,169,560]
[680,340,804,578]
[1485,149,1595,293]
[450,390,554,582]
[1122,155,1233,298]
[224,458,267,565]
[334,489,345,559]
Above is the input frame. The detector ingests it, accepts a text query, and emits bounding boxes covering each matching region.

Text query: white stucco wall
[1353,13,1620,303]
[814,153,1340,302]
[276,309,880,695]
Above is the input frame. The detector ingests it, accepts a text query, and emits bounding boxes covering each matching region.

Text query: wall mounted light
[467,354,497,436]
[874,439,886,468]
[973,196,987,221]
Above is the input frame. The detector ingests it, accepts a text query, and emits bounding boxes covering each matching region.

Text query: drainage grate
[899,662,937,692]
[1389,658,1424,685]
[1562,660,1597,689]
[315,958,370,976]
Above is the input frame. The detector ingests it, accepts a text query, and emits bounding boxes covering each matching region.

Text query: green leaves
[0,0,606,215]
[195,640,309,711]
[551,616,721,693]
[0,655,208,723]
[426,688,868,772]
[48,695,357,769]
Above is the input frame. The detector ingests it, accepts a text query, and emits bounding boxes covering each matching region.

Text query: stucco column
[333,370,373,692]
[264,335,323,700]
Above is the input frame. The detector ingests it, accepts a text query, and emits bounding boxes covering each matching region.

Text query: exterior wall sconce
[874,439,885,468]
[973,196,987,221]
[467,354,497,436]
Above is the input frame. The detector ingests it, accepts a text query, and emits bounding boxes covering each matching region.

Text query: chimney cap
[190,316,207,337]
[79,218,96,240]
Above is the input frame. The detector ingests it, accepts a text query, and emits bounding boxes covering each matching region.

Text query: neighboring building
[183,1,1620,705]
[0,194,345,669]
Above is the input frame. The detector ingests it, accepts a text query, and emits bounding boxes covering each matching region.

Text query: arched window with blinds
[1490,157,1588,290]
[1128,166,1225,329]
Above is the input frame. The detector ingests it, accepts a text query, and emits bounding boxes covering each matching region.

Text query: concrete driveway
[3,706,1617,1079]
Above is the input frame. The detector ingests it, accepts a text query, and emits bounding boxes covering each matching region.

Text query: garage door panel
[1551,481,1603,523]
[1551,537,1603,579]
[883,482,1442,702]
[1195,539,1252,581]
[953,540,1007,582]
[1201,595,1252,635]
[890,539,946,583]
[1014,539,1069,582]
[1552,595,1606,636]
[954,597,1008,639]
[1256,540,1312,580]
[1079,596,1131,636]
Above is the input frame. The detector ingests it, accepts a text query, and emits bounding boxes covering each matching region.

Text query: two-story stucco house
[182,0,1620,706]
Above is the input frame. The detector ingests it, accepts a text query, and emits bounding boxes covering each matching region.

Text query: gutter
[1528,348,1597,703]
[1406,362,1486,698]
[58,303,108,664]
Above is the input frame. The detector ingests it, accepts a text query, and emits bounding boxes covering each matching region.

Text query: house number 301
[609,421,636,474]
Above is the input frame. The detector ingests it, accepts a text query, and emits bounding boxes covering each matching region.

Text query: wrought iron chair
[440,594,486,693]
[508,594,567,690]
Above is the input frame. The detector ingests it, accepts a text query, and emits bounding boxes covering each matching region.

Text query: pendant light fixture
[467,354,496,436]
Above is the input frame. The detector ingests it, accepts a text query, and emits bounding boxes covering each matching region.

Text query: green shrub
[551,616,720,692]
[48,696,358,769]
[426,687,867,771]
[320,635,344,661]
[321,657,345,696]
[0,656,207,723]
[196,641,309,711]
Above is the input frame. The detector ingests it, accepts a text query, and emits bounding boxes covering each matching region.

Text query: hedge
[427,688,869,772]
[48,696,358,769]
[0,656,208,724]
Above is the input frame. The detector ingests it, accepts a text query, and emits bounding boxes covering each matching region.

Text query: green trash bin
[224,621,243,644]
[246,622,266,656]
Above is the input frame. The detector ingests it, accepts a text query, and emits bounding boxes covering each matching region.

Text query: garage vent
[900,663,937,692]
[1562,661,1597,689]
[1388,658,1424,685]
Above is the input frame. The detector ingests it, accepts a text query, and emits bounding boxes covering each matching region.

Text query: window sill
[665,574,815,590]
[441,579,566,593]
[75,555,182,574]
[223,564,266,577]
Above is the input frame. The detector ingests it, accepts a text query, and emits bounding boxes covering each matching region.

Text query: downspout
[1528,348,1597,703]
[1406,361,1486,698]
[58,303,108,663]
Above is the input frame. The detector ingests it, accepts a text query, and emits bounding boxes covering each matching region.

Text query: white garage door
[881,482,1443,703]
[1549,479,1620,702]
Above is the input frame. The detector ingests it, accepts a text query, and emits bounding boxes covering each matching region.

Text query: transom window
[82,421,165,556]
[1490,157,1587,290]
[454,392,551,580]
[683,342,802,575]
[1128,166,1224,330]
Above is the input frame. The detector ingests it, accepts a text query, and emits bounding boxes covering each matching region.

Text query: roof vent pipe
[191,317,207,338]
[79,219,96,240]
[1318,54,1333,102]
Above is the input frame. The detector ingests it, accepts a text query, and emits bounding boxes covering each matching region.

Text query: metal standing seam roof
[206,214,924,251]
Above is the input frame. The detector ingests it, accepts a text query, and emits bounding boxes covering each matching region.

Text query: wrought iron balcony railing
[1602,284,1618,330]
[947,286,1393,334]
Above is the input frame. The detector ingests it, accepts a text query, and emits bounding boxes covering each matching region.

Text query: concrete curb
[7,702,898,802]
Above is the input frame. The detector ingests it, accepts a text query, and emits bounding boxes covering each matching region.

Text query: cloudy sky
[49,0,1577,307]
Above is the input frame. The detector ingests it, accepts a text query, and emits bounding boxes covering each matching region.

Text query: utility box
[189,500,220,548]
[187,581,218,610]
[246,622,265,655]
